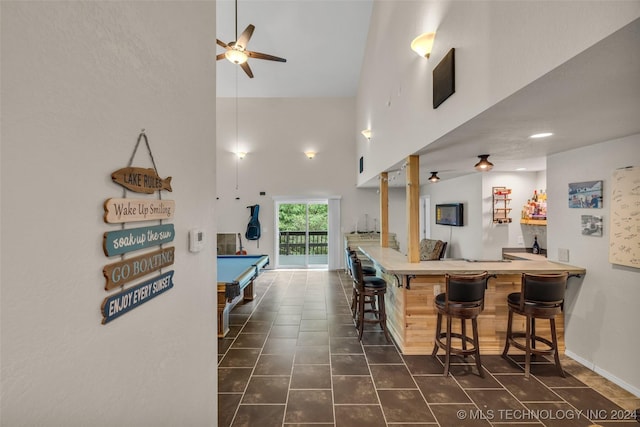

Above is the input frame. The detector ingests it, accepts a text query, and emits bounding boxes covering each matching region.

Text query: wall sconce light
[305,151,316,159]
[361,129,372,141]
[474,154,494,171]
[428,172,440,182]
[236,151,247,159]
[411,32,436,58]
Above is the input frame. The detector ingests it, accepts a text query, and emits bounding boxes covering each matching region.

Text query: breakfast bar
[358,245,586,355]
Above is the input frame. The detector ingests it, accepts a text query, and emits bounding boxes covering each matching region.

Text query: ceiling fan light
[428,172,440,182]
[474,154,494,172]
[225,48,248,65]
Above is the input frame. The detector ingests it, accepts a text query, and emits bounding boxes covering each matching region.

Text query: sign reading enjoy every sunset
[101,270,174,324]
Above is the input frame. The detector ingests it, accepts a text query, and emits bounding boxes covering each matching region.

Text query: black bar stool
[349,256,391,342]
[432,272,489,377]
[346,248,378,318]
[502,272,569,378]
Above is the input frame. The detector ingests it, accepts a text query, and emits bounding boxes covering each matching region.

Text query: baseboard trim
[565,350,640,398]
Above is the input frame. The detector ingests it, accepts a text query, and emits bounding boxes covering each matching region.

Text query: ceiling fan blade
[240,62,254,79]
[216,53,226,61]
[236,24,255,50]
[216,39,228,49]
[247,50,287,63]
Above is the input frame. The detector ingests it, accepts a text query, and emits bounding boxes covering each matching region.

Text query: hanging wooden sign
[104,198,175,223]
[111,167,172,194]
[103,247,175,290]
[101,270,174,324]
[103,224,175,257]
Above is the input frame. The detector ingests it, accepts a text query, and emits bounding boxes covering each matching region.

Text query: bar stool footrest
[507,332,556,356]
[434,332,479,357]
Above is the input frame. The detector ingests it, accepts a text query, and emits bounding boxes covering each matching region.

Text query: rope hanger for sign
[118,129,167,274]
[124,129,162,199]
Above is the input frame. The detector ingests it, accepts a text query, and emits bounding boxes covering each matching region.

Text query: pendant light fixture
[474,154,494,172]
[428,172,440,182]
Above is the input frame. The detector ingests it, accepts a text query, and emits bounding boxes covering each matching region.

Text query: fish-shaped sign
[111,167,172,194]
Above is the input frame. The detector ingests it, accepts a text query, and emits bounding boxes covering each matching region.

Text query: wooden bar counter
[358,245,586,355]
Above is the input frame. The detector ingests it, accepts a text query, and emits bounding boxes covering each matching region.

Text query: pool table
[217,254,269,337]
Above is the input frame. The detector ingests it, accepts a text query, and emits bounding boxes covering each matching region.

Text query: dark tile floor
[218,269,639,427]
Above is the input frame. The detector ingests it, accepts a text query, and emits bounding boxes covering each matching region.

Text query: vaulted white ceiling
[215,0,373,98]
[216,2,640,186]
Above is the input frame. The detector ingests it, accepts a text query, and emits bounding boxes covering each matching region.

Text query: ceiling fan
[216,0,286,78]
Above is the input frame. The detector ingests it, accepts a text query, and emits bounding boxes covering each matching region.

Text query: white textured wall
[481,172,545,259]
[357,0,640,185]
[548,134,640,395]
[1,2,218,425]
[420,173,483,260]
[216,97,380,267]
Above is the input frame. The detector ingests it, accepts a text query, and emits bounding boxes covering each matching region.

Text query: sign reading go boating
[101,130,177,324]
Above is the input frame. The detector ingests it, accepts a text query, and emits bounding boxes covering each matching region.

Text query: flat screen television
[435,203,464,226]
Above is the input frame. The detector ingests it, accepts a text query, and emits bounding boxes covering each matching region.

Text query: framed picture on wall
[568,180,603,208]
[581,215,603,236]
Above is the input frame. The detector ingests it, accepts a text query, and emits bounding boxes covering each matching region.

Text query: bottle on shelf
[532,235,540,254]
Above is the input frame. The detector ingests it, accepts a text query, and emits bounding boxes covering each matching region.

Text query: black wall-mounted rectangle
[433,48,455,109]
[359,156,364,174]
[435,203,464,226]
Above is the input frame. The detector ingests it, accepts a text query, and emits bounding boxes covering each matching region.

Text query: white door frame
[272,196,342,269]
[420,195,431,240]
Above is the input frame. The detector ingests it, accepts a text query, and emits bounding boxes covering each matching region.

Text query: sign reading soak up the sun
[103,224,175,257]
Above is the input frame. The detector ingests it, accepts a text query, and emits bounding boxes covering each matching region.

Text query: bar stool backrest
[349,255,365,289]
[445,272,489,308]
[521,272,568,307]
[345,247,353,275]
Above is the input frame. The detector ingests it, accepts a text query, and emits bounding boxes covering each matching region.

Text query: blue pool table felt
[217,255,269,285]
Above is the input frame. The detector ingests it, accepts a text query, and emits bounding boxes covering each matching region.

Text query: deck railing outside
[279,231,328,255]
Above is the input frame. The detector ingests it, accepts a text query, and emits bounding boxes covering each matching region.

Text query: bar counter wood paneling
[358,245,586,355]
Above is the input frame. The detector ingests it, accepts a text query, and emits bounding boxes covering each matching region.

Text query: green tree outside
[279,203,327,231]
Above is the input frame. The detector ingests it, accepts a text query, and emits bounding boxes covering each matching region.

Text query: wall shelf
[520,219,547,226]
[492,187,512,224]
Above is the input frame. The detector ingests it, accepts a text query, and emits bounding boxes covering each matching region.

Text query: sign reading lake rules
[101,271,174,324]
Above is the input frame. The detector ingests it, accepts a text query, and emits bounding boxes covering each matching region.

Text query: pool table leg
[243,280,255,301]
[217,286,230,338]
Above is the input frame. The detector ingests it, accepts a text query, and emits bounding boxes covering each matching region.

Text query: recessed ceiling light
[530,132,553,139]
[516,167,527,171]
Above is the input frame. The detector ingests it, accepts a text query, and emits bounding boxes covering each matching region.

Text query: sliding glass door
[276,201,328,268]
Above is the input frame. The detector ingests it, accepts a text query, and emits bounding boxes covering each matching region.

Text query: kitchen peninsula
[358,245,586,355]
